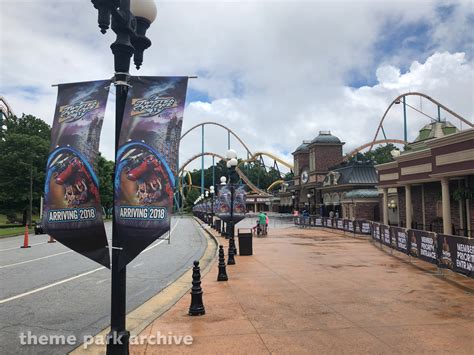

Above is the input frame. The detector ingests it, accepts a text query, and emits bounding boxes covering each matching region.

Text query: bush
[6,211,18,224]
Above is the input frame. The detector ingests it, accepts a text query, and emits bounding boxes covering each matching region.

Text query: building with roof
[289,131,345,213]
[376,122,473,237]
[320,161,379,220]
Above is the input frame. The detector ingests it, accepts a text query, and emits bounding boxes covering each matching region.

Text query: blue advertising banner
[42,80,111,268]
[114,76,188,268]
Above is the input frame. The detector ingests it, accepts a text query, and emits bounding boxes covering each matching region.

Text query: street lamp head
[130,0,158,23]
[209,185,214,192]
[205,191,209,197]
[220,176,227,185]
[130,0,157,69]
[228,157,238,167]
[226,149,237,160]
[307,193,311,199]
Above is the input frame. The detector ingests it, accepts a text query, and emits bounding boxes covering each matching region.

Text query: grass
[0,213,41,225]
[0,226,34,238]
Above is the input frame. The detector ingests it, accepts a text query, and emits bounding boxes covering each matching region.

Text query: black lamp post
[226,149,238,251]
[210,185,215,228]
[307,193,312,215]
[90,1,156,354]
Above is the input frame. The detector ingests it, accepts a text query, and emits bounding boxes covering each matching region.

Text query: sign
[408,229,438,264]
[115,76,188,268]
[381,224,391,246]
[43,80,111,268]
[391,226,409,254]
[372,223,381,241]
[336,219,344,230]
[437,234,473,277]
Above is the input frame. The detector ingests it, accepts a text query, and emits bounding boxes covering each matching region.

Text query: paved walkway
[134,225,474,354]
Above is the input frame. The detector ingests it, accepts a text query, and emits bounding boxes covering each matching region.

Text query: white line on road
[0,219,180,304]
[0,267,106,304]
[0,242,48,252]
[0,250,73,269]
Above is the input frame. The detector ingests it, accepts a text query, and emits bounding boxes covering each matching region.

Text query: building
[376,122,473,237]
[319,160,379,220]
[290,131,344,213]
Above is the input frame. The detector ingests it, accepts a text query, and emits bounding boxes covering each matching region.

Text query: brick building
[376,123,473,237]
[290,131,344,213]
[319,161,379,220]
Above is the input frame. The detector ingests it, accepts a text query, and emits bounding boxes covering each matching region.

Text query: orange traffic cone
[21,224,31,248]
[47,235,56,243]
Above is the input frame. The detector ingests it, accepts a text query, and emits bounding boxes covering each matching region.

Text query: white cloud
[1,0,473,174]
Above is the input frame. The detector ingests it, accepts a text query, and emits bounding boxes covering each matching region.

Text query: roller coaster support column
[201,125,204,195]
[212,155,215,189]
[403,96,407,143]
[438,105,441,122]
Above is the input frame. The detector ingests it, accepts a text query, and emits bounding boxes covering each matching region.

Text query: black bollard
[227,240,236,265]
[230,236,238,257]
[217,245,228,281]
[188,260,206,316]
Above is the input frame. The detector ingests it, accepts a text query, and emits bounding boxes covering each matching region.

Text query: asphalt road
[0,216,206,354]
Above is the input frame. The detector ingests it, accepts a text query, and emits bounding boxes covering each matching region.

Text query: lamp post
[307,193,312,215]
[210,185,215,228]
[226,149,238,251]
[291,194,296,214]
[205,190,209,225]
[90,1,156,354]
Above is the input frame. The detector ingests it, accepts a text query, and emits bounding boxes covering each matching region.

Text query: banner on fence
[43,80,111,268]
[409,229,438,264]
[380,224,391,246]
[391,226,409,254]
[437,234,473,277]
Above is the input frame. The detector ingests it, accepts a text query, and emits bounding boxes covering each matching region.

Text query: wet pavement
[133,223,474,354]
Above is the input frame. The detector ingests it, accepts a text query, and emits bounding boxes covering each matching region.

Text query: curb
[70,217,218,354]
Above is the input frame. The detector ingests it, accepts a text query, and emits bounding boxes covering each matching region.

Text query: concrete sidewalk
[133,225,474,354]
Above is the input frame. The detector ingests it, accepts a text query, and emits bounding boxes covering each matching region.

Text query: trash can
[215,219,221,232]
[238,229,253,256]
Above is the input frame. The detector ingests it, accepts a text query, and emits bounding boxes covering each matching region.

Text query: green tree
[96,153,114,210]
[364,143,397,164]
[0,114,50,216]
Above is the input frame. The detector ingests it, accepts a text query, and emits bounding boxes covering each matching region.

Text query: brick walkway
[133,226,474,354]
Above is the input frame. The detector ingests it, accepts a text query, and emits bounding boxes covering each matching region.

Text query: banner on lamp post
[114,76,188,269]
[42,80,111,268]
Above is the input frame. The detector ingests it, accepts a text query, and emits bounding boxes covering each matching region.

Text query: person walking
[258,211,266,236]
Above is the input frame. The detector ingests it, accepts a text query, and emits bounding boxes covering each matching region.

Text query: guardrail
[293,216,473,278]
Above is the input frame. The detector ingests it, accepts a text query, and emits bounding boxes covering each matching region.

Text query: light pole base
[106,330,130,355]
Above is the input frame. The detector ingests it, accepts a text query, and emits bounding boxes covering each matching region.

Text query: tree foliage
[96,153,114,209]
[350,143,397,165]
[0,114,50,213]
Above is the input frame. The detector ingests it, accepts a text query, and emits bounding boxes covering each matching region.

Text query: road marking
[0,267,106,304]
[0,219,180,304]
[0,250,73,269]
[142,220,179,253]
[0,242,48,252]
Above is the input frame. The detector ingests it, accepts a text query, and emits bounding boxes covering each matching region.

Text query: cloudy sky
[1,0,473,173]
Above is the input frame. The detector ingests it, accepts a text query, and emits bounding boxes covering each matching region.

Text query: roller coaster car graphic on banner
[45,147,100,220]
[115,142,174,225]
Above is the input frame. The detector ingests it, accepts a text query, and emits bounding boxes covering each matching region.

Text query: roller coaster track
[370,92,473,152]
[180,121,253,155]
[179,122,293,196]
[178,152,226,175]
[344,139,406,161]
[0,96,14,118]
